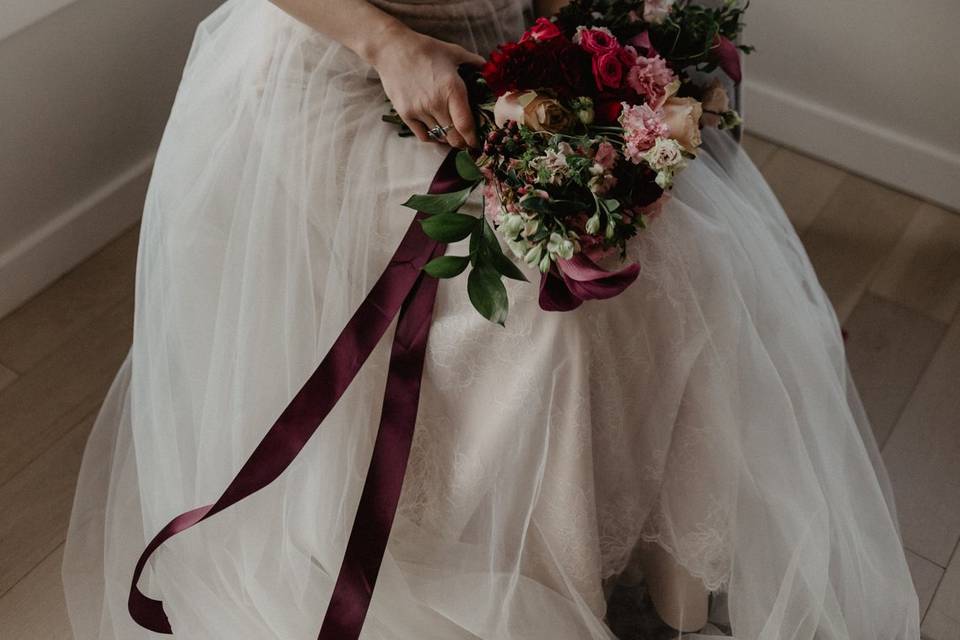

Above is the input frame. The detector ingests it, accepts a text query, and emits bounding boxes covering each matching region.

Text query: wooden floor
[1,134,959,639]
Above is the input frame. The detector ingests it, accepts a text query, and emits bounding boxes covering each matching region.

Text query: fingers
[399,108,438,144]
[447,83,478,148]
[405,118,432,143]
[453,48,487,68]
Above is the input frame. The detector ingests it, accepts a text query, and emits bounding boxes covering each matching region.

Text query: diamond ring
[427,124,453,140]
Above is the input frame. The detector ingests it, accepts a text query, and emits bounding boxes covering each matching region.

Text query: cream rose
[700,80,731,128]
[662,96,703,152]
[493,91,577,133]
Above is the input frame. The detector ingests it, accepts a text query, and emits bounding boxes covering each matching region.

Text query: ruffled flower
[626,55,677,108]
[620,103,670,163]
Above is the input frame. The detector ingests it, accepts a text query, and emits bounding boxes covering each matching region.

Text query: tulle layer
[63,1,920,638]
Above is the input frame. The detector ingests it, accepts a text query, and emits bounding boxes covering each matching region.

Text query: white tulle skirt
[63,1,921,638]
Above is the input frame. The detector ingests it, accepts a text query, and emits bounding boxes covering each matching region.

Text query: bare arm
[268,0,485,147]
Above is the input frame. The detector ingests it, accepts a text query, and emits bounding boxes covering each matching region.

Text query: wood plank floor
[1,134,958,638]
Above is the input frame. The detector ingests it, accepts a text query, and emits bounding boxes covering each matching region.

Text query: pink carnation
[626,55,676,108]
[619,103,669,163]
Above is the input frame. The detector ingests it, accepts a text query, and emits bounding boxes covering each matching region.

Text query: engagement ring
[427,124,452,140]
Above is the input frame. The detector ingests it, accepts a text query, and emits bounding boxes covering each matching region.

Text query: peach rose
[700,79,730,128]
[662,96,703,152]
[494,91,577,133]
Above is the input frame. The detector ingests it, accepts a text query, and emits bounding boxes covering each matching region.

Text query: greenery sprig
[402,151,527,326]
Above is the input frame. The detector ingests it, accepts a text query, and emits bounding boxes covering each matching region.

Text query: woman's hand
[371,27,486,148]
[268,0,483,148]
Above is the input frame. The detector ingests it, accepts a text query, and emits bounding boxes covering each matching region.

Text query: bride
[62,0,921,638]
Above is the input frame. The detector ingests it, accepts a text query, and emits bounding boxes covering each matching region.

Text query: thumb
[452,47,487,67]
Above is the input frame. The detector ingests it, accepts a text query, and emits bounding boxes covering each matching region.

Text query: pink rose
[626,55,677,108]
[592,51,624,90]
[574,26,619,54]
[520,17,563,43]
[662,96,704,152]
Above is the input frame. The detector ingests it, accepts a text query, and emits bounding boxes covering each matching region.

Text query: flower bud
[586,214,601,235]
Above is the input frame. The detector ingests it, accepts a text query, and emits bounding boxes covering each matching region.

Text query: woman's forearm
[269,0,411,66]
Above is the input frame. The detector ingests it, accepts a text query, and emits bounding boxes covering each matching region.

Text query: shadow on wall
[0,0,223,318]
[742,0,960,213]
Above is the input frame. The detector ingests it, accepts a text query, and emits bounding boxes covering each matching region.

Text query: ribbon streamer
[129,149,465,638]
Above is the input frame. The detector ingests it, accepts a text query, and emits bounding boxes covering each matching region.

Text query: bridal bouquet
[387,0,751,324]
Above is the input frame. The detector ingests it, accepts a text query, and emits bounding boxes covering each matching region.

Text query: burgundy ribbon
[129,149,466,638]
[538,253,641,312]
[712,35,742,84]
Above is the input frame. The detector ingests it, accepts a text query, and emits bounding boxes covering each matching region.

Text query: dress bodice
[367,0,533,54]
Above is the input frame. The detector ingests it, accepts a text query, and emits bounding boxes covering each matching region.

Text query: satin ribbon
[539,253,641,312]
[129,149,465,638]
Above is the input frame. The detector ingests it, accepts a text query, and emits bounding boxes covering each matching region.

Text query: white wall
[0,0,221,318]
[742,0,960,212]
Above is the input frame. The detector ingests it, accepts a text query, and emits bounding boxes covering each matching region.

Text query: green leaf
[423,255,470,279]
[419,213,479,243]
[455,150,483,182]
[603,198,621,212]
[469,224,483,266]
[489,251,528,282]
[403,186,474,215]
[477,216,526,281]
[467,266,509,326]
[521,197,590,216]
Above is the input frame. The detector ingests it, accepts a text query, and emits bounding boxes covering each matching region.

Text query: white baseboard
[1,0,80,42]
[742,79,960,213]
[0,156,154,319]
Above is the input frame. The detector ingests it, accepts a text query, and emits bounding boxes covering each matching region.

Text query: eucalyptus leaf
[467,267,509,326]
[424,255,470,279]
[403,186,474,215]
[420,213,480,243]
[455,150,483,182]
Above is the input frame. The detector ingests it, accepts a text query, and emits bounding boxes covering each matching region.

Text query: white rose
[643,138,686,172]
[643,0,675,24]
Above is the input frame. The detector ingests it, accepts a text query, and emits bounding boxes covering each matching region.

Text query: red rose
[575,27,619,54]
[594,98,624,124]
[592,51,624,90]
[482,37,593,97]
[520,17,562,43]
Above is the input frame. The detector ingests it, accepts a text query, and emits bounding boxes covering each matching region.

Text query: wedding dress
[62,1,921,638]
